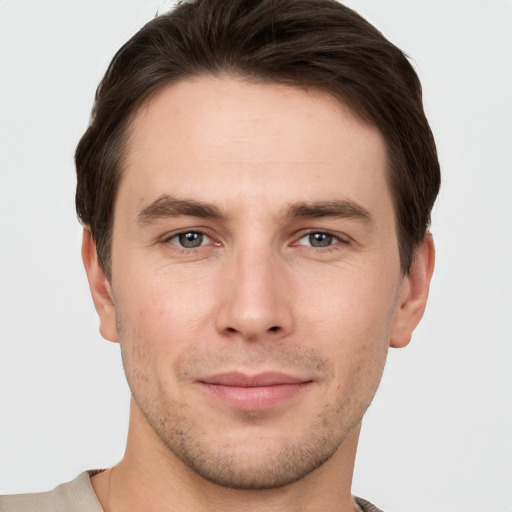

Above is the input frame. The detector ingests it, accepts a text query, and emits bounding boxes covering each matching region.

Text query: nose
[215,246,294,342]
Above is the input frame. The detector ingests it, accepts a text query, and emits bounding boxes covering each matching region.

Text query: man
[1,0,439,510]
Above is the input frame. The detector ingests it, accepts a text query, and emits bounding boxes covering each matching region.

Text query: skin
[83,76,434,512]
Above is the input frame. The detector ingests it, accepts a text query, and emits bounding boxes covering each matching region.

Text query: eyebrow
[136,195,372,226]
[287,200,373,225]
[137,195,224,224]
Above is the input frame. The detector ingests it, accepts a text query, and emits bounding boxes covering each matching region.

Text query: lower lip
[199,382,311,410]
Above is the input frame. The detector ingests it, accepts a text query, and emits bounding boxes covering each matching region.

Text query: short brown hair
[75,0,440,276]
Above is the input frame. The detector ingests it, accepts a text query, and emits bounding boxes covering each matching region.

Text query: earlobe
[390,235,435,349]
[81,228,119,343]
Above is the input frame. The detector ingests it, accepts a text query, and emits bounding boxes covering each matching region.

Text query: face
[85,76,431,489]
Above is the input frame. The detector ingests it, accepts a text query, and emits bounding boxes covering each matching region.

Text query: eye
[168,231,211,249]
[297,232,341,248]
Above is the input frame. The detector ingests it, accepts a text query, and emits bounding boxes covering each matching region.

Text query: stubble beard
[139,396,358,490]
[120,347,378,491]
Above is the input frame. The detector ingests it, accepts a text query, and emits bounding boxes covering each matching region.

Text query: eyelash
[162,229,348,252]
[163,230,216,250]
[294,231,348,251]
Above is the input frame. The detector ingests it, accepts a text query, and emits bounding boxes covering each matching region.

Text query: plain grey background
[1,2,511,511]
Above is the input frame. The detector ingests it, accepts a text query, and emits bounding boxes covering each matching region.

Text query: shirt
[0,471,384,512]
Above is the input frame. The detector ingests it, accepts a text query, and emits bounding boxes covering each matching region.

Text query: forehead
[119,76,390,215]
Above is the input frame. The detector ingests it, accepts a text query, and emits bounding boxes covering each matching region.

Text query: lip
[197,372,312,410]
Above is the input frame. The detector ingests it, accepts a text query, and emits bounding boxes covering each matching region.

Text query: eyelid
[309,228,347,240]
[161,227,220,247]
[159,227,350,250]
[294,229,349,244]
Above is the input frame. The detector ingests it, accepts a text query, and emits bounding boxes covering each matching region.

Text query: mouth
[197,372,313,411]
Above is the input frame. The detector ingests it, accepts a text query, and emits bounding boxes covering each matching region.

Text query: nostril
[268,326,280,332]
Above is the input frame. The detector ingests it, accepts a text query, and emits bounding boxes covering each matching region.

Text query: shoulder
[355,496,386,512]
[0,472,104,512]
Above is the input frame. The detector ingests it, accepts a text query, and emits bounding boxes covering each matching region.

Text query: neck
[92,399,362,512]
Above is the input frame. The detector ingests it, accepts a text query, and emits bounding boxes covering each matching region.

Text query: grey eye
[176,232,205,248]
[306,232,335,247]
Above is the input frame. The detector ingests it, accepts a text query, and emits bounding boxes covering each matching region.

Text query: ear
[81,227,119,343]
[390,234,435,349]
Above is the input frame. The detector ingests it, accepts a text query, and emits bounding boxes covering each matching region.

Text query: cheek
[297,267,398,379]
[114,266,219,377]
[119,262,214,329]
[111,244,226,374]
[300,265,399,335]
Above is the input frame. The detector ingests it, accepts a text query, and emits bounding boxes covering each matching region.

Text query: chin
[140,397,362,490]
[167,433,342,490]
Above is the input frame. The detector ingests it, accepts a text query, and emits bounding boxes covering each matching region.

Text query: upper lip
[199,372,310,387]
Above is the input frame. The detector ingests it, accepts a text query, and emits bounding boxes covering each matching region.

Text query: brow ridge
[287,200,373,224]
[137,195,224,224]
[137,196,372,226]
